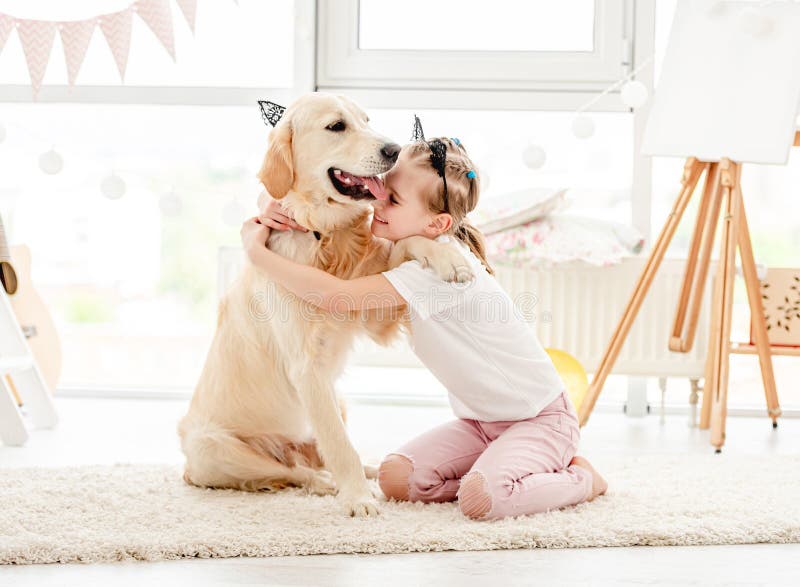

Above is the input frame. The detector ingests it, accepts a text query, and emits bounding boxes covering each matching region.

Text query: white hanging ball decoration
[222,198,246,227]
[101,173,126,199]
[0,122,6,144]
[39,148,63,175]
[159,191,182,217]
[522,144,547,169]
[571,115,595,139]
[620,80,649,108]
[739,6,773,38]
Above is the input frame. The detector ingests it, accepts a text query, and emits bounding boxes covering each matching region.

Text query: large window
[0,0,301,392]
[318,0,632,107]
[1,103,267,390]
[0,0,652,399]
[358,0,596,52]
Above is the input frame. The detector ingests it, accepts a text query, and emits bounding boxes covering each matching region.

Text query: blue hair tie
[466,170,476,179]
[451,137,461,146]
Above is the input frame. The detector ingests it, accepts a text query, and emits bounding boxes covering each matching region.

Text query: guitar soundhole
[0,261,18,295]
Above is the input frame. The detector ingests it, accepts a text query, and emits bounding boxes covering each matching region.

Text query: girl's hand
[259,194,308,232]
[240,216,271,255]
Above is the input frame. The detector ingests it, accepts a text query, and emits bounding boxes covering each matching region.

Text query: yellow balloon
[545,348,588,411]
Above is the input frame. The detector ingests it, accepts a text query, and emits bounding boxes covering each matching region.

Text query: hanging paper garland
[0,0,203,98]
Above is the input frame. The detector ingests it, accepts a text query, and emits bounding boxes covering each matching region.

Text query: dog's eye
[326,121,346,132]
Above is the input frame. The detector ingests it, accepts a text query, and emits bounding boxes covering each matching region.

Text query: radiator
[218,248,710,378]
[491,258,711,377]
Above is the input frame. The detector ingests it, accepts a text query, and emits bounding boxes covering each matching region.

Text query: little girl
[240,137,607,520]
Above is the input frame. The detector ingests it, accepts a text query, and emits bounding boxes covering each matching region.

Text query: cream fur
[178,93,470,517]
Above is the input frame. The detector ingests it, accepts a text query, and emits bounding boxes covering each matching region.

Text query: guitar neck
[0,216,10,262]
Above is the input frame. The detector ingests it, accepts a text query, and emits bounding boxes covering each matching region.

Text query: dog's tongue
[337,170,388,200]
[362,176,388,200]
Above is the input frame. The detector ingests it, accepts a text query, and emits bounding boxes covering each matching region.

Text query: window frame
[317,0,632,109]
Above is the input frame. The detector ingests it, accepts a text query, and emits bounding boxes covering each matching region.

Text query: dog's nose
[381,143,401,163]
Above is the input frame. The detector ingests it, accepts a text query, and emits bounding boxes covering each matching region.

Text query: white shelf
[0,356,34,373]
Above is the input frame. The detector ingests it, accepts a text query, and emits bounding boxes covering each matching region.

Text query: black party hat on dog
[259,100,286,127]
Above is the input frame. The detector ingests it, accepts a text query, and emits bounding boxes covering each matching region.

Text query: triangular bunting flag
[99,7,133,81]
[135,0,176,61]
[58,19,94,86]
[175,0,197,34]
[16,20,56,98]
[0,14,14,55]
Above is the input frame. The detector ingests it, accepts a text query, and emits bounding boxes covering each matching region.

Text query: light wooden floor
[1,392,799,586]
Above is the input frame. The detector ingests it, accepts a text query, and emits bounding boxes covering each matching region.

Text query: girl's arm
[241,217,405,313]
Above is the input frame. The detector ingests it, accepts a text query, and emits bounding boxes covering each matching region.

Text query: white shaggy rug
[1,454,799,565]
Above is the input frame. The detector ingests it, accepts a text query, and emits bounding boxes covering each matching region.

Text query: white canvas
[642,0,800,164]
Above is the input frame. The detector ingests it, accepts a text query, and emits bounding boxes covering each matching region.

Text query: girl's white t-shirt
[382,235,565,422]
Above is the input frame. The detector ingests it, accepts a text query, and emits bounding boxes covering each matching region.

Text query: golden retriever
[178,93,471,516]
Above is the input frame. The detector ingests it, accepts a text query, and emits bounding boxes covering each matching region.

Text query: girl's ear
[258,119,294,199]
[427,213,453,236]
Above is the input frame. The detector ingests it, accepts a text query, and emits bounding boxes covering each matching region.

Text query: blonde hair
[406,138,494,275]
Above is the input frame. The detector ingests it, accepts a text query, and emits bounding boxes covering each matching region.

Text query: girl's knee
[378,454,413,501]
[458,471,493,520]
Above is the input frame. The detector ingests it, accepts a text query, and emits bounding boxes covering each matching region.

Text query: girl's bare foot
[570,455,608,501]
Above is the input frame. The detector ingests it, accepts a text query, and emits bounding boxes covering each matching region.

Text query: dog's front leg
[296,367,378,517]
[390,235,474,283]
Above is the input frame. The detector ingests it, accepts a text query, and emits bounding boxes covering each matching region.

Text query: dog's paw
[451,263,474,284]
[305,470,337,496]
[430,259,474,284]
[338,489,380,517]
[425,249,475,284]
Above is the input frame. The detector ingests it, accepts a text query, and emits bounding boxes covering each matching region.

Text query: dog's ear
[258,119,294,199]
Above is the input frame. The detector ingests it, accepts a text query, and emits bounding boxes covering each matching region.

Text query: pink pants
[378,391,593,520]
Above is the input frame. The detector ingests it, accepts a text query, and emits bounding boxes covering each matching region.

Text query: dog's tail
[180,420,376,487]
[180,421,316,491]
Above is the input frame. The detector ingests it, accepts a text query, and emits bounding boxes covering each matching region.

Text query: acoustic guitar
[0,215,62,399]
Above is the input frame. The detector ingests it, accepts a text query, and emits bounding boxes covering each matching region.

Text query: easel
[576,135,800,452]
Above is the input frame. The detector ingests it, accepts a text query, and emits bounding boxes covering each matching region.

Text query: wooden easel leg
[736,188,781,426]
[578,158,706,426]
[671,163,719,352]
[700,168,725,430]
[700,260,721,430]
[709,160,740,452]
[672,164,726,353]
